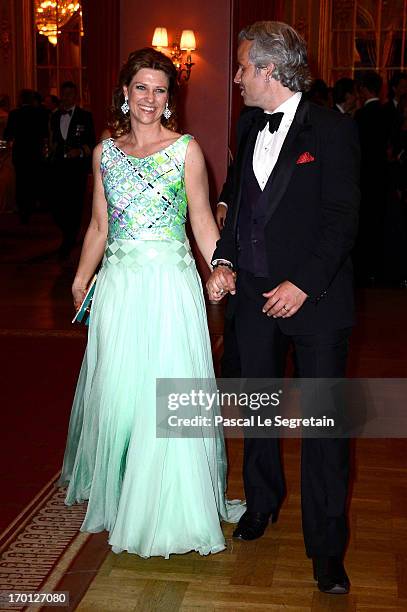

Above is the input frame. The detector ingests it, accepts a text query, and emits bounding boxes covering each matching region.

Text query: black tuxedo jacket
[50,106,96,169]
[4,105,49,165]
[213,98,360,334]
[354,100,387,172]
[382,100,402,140]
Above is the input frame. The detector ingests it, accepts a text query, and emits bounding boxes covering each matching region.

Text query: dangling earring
[121,96,129,114]
[163,101,172,120]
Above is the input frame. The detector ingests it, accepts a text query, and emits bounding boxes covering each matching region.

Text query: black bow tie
[256,111,284,134]
[61,109,73,116]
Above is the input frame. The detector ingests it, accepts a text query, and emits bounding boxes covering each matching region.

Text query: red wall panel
[120,0,233,201]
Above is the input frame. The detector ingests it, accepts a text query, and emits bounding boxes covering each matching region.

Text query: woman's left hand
[72,281,87,311]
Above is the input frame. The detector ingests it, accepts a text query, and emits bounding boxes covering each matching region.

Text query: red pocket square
[296,152,315,164]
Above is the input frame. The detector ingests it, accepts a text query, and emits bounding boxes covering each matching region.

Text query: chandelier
[35,1,81,46]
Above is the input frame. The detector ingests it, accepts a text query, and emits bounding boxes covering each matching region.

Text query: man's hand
[215,204,227,230]
[262,281,308,318]
[206,266,236,301]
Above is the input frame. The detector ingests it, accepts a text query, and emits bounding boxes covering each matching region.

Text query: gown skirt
[58,237,244,558]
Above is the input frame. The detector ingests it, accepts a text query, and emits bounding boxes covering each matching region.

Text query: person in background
[0,94,15,213]
[332,77,357,116]
[354,71,388,284]
[305,78,330,107]
[0,93,10,138]
[43,94,60,115]
[382,71,407,140]
[4,89,49,223]
[49,81,96,259]
[382,92,407,286]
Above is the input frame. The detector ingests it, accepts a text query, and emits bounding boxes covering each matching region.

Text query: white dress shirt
[253,91,302,190]
[364,97,379,106]
[60,106,75,140]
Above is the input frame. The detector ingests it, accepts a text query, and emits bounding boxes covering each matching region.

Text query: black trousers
[234,271,351,558]
[220,310,241,378]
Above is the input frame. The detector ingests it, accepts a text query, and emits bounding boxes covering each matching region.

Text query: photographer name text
[167,415,335,429]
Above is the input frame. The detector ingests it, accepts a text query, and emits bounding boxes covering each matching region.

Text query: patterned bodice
[101,134,193,242]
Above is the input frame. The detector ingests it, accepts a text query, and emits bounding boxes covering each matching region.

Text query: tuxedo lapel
[54,110,64,142]
[264,99,313,223]
[66,107,78,141]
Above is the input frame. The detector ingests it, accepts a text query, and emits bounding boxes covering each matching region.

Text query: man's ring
[219,289,225,295]
[283,305,289,312]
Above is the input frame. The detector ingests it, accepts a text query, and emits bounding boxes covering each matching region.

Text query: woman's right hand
[72,280,88,311]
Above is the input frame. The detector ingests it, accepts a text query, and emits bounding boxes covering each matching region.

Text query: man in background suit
[4,89,49,223]
[207,21,360,594]
[354,71,387,283]
[49,81,95,259]
[332,78,357,116]
[382,71,407,139]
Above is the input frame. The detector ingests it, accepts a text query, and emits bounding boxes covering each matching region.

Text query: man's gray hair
[239,21,312,92]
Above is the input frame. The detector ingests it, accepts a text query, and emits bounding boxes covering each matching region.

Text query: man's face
[394,78,407,101]
[234,40,270,108]
[61,87,77,109]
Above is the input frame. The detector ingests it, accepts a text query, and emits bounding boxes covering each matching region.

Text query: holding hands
[207,267,307,318]
[206,265,236,301]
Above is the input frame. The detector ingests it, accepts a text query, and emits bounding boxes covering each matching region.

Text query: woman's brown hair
[109,47,178,137]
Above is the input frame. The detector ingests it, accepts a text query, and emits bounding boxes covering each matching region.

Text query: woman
[58,48,244,558]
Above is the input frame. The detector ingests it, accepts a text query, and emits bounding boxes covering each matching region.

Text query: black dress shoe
[312,556,350,594]
[233,511,271,541]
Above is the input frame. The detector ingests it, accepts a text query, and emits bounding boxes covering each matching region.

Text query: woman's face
[124,68,169,124]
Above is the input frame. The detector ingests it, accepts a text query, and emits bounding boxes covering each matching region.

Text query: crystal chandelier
[35,1,81,46]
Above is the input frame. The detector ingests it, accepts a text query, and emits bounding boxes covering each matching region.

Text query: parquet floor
[73,439,407,611]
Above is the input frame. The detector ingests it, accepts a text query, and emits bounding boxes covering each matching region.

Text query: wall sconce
[152,27,196,82]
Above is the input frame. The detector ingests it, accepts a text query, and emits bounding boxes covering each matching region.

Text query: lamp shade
[152,27,168,48]
[180,29,196,51]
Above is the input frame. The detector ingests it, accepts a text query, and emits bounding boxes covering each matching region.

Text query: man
[49,81,95,258]
[306,78,330,107]
[207,21,360,594]
[43,94,60,115]
[354,71,387,283]
[215,164,241,378]
[382,71,407,138]
[332,77,357,116]
[4,89,49,223]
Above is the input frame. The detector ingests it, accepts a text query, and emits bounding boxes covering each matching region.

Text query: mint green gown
[58,135,245,558]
